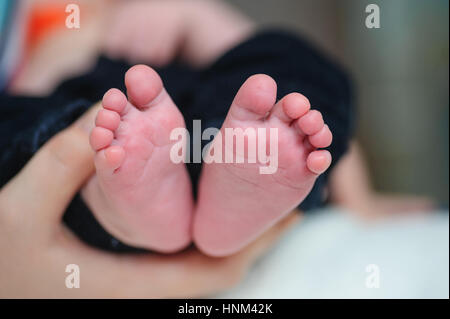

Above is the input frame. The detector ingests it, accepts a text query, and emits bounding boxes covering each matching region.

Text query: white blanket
[217,208,449,298]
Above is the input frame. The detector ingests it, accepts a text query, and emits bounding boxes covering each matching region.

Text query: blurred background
[227,0,449,204]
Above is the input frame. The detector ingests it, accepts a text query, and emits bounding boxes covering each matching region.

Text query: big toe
[124,64,164,109]
[229,74,277,121]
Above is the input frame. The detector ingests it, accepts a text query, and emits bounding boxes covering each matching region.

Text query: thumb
[1,104,99,226]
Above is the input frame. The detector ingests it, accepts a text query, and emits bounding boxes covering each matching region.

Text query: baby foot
[82,65,193,252]
[193,74,333,256]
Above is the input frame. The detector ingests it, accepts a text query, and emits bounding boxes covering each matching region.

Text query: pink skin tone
[193,74,332,256]
[86,66,332,256]
[83,65,193,253]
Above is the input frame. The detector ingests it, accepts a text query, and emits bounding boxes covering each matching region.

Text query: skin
[0,104,300,298]
[88,1,333,255]
[83,65,194,252]
[193,75,332,256]
[86,65,332,256]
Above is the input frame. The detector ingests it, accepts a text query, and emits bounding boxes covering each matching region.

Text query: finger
[0,104,100,226]
[58,212,301,298]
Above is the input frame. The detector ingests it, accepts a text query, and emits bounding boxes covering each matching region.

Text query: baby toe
[95,146,126,173]
[95,109,121,131]
[308,124,332,148]
[103,88,128,114]
[306,150,332,174]
[297,110,324,135]
[90,127,113,151]
[271,93,310,123]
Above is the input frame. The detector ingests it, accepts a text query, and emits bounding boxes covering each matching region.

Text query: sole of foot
[194,74,332,257]
[84,65,193,253]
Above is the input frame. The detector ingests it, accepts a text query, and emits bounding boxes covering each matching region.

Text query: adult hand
[0,105,299,298]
